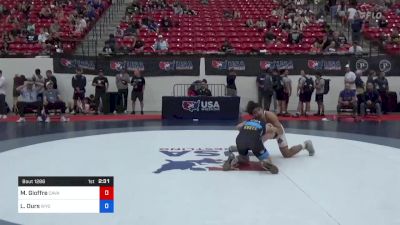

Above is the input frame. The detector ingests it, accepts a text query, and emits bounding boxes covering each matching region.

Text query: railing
[173,84,227,97]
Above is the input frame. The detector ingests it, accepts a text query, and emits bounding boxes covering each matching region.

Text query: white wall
[1,57,399,112]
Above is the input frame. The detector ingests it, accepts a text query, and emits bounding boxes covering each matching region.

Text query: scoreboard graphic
[18,176,114,213]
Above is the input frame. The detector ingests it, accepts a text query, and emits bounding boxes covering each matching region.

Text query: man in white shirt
[344,64,356,94]
[0,70,7,119]
[347,6,357,22]
[348,41,363,54]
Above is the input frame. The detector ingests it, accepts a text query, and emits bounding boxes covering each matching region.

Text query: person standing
[131,70,145,114]
[32,68,45,101]
[226,70,237,96]
[44,70,57,89]
[115,69,130,113]
[314,72,325,116]
[296,70,314,116]
[13,74,26,113]
[281,69,292,116]
[71,67,87,114]
[344,64,356,94]
[0,70,7,119]
[92,69,109,114]
[256,70,274,110]
[374,72,389,114]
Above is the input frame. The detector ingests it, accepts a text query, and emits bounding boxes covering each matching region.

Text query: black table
[162,96,240,120]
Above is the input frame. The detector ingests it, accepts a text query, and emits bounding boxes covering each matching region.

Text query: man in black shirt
[360,82,382,116]
[131,70,145,114]
[226,70,237,96]
[197,79,212,96]
[44,70,57,90]
[72,68,87,113]
[374,72,389,114]
[92,69,109,114]
[256,70,274,110]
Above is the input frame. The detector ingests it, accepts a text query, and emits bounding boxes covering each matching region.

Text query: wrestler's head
[246,101,263,119]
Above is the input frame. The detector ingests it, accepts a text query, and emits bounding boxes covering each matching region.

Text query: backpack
[302,76,314,93]
[323,78,330,95]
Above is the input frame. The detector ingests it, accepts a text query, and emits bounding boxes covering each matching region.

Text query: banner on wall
[205,55,400,76]
[53,56,201,76]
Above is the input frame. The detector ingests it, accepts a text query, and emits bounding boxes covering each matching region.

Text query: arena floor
[0,118,400,225]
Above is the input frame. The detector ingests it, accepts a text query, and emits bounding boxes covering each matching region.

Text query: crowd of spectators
[0,0,110,55]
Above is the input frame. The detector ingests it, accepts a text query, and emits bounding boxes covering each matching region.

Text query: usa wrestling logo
[182,100,200,112]
[182,100,220,112]
[154,147,265,173]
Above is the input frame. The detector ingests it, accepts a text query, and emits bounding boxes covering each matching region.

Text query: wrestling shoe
[260,161,279,174]
[16,117,26,123]
[45,117,51,123]
[304,140,315,156]
[222,153,239,171]
[37,116,43,122]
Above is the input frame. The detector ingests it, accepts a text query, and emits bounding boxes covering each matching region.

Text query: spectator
[279,69,292,116]
[38,28,50,44]
[378,15,388,28]
[71,68,87,114]
[183,5,197,16]
[220,39,234,53]
[223,10,234,19]
[13,74,26,112]
[336,30,347,45]
[348,41,363,54]
[92,69,109,114]
[344,64,356,93]
[296,70,314,116]
[147,19,159,33]
[324,41,337,53]
[374,72,389,114]
[131,70,145,114]
[26,30,38,43]
[0,70,6,119]
[367,70,376,84]
[246,19,254,28]
[200,0,209,4]
[226,70,237,96]
[337,83,358,116]
[355,69,365,112]
[256,18,267,30]
[43,81,68,122]
[152,35,168,51]
[103,34,116,53]
[351,12,363,43]
[256,69,274,110]
[390,28,400,44]
[75,16,87,33]
[197,79,212,96]
[360,82,382,116]
[2,31,15,46]
[45,70,57,90]
[173,4,183,15]
[346,4,357,24]
[39,6,53,19]
[337,1,347,24]
[288,28,303,44]
[32,69,45,101]
[50,22,60,34]
[314,72,325,116]
[134,39,145,52]
[116,69,130,113]
[161,16,172,31]
[16,80,44,123]
[264,30,276,44]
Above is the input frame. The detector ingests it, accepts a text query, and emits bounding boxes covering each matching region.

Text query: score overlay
[18,176,114,213]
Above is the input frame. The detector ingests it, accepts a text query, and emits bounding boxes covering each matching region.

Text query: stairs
[76,0,131,56]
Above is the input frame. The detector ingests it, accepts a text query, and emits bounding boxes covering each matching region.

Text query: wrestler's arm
[264,111,284,135]
[236,121,245,130]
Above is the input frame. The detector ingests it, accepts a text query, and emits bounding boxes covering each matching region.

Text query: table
[162,96,240,120]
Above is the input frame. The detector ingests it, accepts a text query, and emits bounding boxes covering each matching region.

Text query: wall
[1,58,399,112]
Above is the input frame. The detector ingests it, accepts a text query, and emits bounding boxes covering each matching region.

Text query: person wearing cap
[115,69,130,113]
[15,79,44,123]
[152,35,168,51]
[71,67,87,114]
[92,68,109,114]
[344,64,356,94]
[43,81,68,122]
